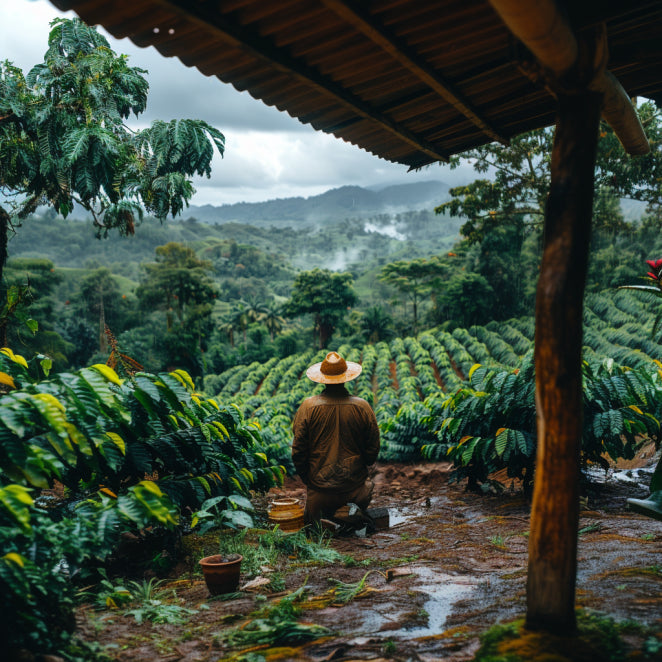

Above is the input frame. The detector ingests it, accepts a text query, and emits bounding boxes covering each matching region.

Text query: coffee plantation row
[209,289,662,490]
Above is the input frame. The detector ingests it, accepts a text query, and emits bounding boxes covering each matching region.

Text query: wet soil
[76,457,662,662]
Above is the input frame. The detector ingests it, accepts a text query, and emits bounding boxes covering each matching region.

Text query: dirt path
[76,462,662,661]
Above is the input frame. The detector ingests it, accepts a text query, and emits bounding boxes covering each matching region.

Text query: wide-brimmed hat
[306,351,362,384]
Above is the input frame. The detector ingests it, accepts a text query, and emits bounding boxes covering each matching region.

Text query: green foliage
[422,355,537,491]
[0,348,283,658]
[0,350,282,535]
[421,352,662,491]
[203,285,662,474]
[0,17,224,227]
[0,16,224,308]
[283,268,357,348]
[125,599,196,625]
[380,256,447,334]
[0,491,107,657]
[581,360,661,468]
[217,584,331,649]
[191,493,255,533]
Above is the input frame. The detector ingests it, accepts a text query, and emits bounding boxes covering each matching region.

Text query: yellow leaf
[106,597,118,609]
[191,515,199,528]
[255,452,268,463]
[468,363,482,378]
[105,432,126,454]
[495,428,507,437]
[171,369,194,390]
[33,392,65,413]
[458,435,472,446]
[90,364,122,386]
[137,480,163,496]
[3,552,25,567]
[1,348,28,369]
[192,395,201,405]
[207,399,219,410]
[628,405,643,415]
[230,477,243,491]
[241,468,254,483]
[0,372,16,389]
[99,487,117,499]
[213,422,229,438]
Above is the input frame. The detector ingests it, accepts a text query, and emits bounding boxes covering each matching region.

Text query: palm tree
[243,296,269,325]
[218,319,235,347]
[259,303,286,341]
[230,302,250,348]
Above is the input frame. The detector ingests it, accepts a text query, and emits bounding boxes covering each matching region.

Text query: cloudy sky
[2,0,475,206]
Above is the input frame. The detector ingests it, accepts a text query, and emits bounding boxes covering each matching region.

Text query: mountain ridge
[182,180,450,226]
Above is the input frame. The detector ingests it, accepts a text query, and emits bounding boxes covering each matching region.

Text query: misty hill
[183,180,450,226]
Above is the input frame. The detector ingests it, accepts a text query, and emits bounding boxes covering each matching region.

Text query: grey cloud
[8,0,478,207]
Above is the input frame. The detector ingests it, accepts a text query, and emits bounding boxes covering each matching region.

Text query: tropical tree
[436,103,662,319]
[437,103,662,242]
[283,268,357,348]
[0,17,224,287]
[259,302,286,341]
[230,301,251,348]
[2,258,64,354]
[74,267,133,352]
[360,305,395,344]
[432,271,495,327]
[218,319,236,348]
[379,256,447,334]
[137,243,218,376]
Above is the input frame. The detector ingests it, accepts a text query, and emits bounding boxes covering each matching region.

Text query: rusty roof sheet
[49,0,662,168]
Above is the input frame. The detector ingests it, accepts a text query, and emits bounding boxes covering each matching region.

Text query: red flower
[646,259,656,270]
[648,272,658,280]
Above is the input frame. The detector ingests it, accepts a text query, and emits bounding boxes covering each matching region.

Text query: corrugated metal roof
[49,0,662,168]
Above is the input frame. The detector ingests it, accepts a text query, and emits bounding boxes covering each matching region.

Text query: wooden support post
[526,90,601,633]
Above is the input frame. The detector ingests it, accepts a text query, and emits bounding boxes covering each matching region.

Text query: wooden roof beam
[321,0,508,146]
[489,0,650,155]
[135,0,450,163]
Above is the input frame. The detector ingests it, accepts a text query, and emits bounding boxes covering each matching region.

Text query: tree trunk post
[526,90,601,633]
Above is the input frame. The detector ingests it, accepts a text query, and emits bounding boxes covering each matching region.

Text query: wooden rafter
[321,0,508,146]
[151,0,450,163]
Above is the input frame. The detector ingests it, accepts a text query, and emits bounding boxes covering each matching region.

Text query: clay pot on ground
[268,497,305,532]
[199,553,243,595]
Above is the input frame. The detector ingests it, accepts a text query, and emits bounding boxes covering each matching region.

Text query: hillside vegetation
[207,288,662,491]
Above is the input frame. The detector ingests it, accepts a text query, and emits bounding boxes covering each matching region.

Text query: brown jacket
[292,384,380,492]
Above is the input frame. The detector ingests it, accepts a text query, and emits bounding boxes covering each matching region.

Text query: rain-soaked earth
[76,453,662,662]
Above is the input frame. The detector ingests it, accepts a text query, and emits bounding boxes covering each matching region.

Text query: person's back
[292,352,380,523]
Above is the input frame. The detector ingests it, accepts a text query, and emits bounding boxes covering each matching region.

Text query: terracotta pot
[199,553,242,595]
[268,497,305,532]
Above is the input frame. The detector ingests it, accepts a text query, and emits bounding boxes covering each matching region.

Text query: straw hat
[306,351,362,384]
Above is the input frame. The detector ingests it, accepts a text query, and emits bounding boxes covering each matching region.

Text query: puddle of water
[583,466,653,488]
[389,507,414,526]
[388,496,446,526]
[398,566,478,639]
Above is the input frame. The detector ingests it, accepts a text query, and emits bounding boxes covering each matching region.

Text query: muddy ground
[76,459,662,662]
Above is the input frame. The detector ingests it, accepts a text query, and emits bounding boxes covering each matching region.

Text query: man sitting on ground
[292,351,380,525]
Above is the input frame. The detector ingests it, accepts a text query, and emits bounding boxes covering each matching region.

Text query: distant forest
[2,175,659,384]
